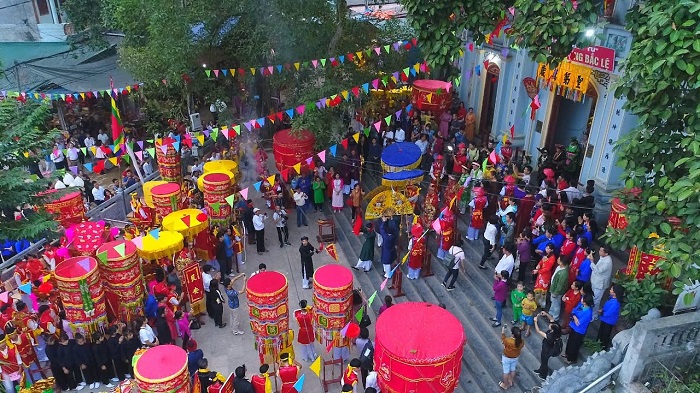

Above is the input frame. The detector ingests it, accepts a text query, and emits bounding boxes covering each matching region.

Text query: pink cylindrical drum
[202,172,233,227]
[151,182,184,220]
[54,256,108,334]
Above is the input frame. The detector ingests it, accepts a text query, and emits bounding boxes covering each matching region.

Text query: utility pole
[14,61,21,92]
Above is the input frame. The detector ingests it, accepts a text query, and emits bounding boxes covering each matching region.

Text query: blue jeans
[494,299,503,323]
[296,205,307,227]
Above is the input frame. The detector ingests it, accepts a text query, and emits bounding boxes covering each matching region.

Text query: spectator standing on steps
[441,245,465,291]
[597,284,623,350]
[533,313,562,380]
[299,237,320,289]
[293,187,309,227]
[252,208,267,254]
[590,245,613,319]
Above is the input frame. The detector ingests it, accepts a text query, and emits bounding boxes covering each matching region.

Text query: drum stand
[421,251,434,277]
[320,357,343,392]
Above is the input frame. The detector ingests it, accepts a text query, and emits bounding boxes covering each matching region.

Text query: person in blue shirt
[564,294,594,364]
[576,254,593,283]
[533,227,564,256]
[598,284,624,350]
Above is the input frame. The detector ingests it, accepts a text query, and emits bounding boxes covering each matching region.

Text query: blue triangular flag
[256,118,265,127]
[406,104,412,112]
[174,135,181,143]
[285,109,294,119]
[253,181,262,192]
[222,69,228,77]
[149,228,160,240]
[18,283,32,295]
[339,55,345,63]
[410,68,417,76]
[496,141,502,154]
[276,65,283,73]
[293,374,305,392]
[72,93,79,100]
[361,83,369,93]
[475,64,482,76]
[84,163,93,172]
[173,142,180,152]
[388,263,400,278]
[329,145,338,157]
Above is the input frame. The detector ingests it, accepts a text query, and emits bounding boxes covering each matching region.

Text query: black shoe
[352,266,360,271]
[285,242,292,245]
[219,323,227,328]
[446,286,455,291]
[490,317,498,322]
[492,322,502,327]
[478,265,487,270]
[441,282,447,287]
[280,244,284,248]
[536,374,546,381]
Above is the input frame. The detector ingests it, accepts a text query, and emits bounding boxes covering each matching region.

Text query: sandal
[524,331,530,338]
[499,381,508,390]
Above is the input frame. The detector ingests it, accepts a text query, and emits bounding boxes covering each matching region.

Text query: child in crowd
[520,291,538,337]
[510,282,527,325]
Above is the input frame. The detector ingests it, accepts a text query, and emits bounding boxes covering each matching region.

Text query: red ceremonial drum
[375,302,465,393]
[312,264,353,347]
[44,191,86,228]
[155,137,182,183]
[96,240,145,321]
[134,345,190,393]
[151,183,184,220]
[54,256,108,334]
[246,271,290,357]
[71,221,105,257]
[411,80,453,117]
[272,129,316,172]
[202,172,233,227]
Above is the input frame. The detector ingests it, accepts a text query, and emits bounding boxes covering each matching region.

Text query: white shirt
[495,253,515,276]
[139,325,156,345]
[97,133,109,145]
[415,139,429,154]
[484,223,498,246]
[252,214,265,230]
[591,255,613,290]
[563,186,583,203]
[67,147,79,161]
[92,186,105,201]
[202,272,213,292]
[383,130,394,146]
[84,137,95,148]
[394,128,405,142]
[142,161,153,175]
[448,246,465,270]
[273,210,287,228]
[50,150,64,163]
[293,192,307,207]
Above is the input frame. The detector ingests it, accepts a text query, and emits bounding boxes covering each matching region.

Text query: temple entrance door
[544,83,598,182]
[478,63,500,145]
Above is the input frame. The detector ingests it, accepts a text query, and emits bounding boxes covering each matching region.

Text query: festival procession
[0,1,698,393]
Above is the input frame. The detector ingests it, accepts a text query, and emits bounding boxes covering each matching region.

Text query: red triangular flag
[340,138,349,150]
[181,215,191,227]
[326,341,333,353]
[510,125,515,138]
[276,112,284,121]
[281,168,290,182]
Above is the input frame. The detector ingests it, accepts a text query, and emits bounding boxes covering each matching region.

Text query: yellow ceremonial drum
[203,159,239,178]
[134,346,190,393]
[202,172,233,227]
[54,256,108,334]
[96,240,145,321]
[155,138,182,183]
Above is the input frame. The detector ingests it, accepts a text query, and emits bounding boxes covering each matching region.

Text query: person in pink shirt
[175,310,192,350]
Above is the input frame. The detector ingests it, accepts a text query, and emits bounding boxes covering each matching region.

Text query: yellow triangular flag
[197,135,204,145]
[412,214,419,225]
[426,93,433,103]
[341,90,349,100]
[42,274,51,283]
[401,253,409,264]
[502,133,508,144]
[413,63,420,72]
[310,356,321,377]
[293,162,301,174]
[449,196,457,210]
[109,157,118,166]
[23,151,29,158]
[90,146,97,155]
[267,174,276,186]
[356,51,363,60]
[250,68,256,75]
[352,133,360,143]
[79,92,85,99]
[294,62,300,71]
[126,85,132,92]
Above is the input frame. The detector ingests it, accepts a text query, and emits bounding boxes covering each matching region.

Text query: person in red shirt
[0,334,22,391]
[452,143,468,175]
[560,230,577,260]
[340,358,361,392]
[277,353,299,393]
[250,363,273,393]
[560,280,584,334]
[5,326,43,382]
[294,300,316,362]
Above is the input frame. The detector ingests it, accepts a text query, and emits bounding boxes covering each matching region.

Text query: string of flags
[203,38,418,78]
[1,37,419,102]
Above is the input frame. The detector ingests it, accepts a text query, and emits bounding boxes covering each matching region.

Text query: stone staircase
[326,172,568,393]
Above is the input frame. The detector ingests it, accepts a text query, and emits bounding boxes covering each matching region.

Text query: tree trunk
[328,0,347,54]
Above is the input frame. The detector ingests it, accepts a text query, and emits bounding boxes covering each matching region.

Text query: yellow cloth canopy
[203,160,239,177]
[161,209,209,238]
[142,181,168,208]
[136,230,184,260]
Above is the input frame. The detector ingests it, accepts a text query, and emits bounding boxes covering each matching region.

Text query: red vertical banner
[182,262,205,307]
[221,373,234,393]
[192,372,202,393]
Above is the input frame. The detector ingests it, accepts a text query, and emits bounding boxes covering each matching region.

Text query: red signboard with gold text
[567,46,616,72]
[182,262,205,306]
